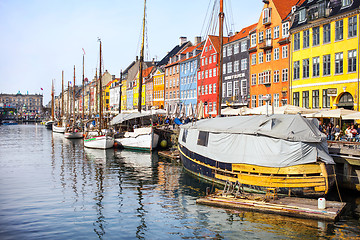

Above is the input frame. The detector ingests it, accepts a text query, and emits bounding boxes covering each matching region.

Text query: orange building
[152,67,165,109]
[249,0,304,108]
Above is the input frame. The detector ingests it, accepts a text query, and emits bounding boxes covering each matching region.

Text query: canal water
[0,124,359,239]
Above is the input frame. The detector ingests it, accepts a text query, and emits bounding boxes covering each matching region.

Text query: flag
[82,48,86,55]
[41,88,43,91]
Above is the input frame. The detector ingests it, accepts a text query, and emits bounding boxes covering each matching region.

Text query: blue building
[179,41,204,117]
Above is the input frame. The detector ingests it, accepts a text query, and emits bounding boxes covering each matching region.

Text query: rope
[332,165,343,203]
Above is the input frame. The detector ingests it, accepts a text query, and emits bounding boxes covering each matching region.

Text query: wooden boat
[2,120,18,125]
[115,126,159,151]
[64,130,84,139]
[178,115,336,197]
[84,39,114,149]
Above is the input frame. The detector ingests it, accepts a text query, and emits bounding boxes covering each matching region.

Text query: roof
[143,66,155,78]
[228,23,257,43]
[156,41,191,67]
[272,0,305,21]
[208,35,230,53]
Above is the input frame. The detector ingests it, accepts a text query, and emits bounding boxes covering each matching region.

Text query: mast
[67,81,70,120]
[95,68,98,116]
[119,70,123,113]
[82,51,85,120]
[98,39,103,130]
[61,71,64,125]
[217,0,224,116]
[73,65,76,126]
[137,0,146,113]
[51,79,54,121]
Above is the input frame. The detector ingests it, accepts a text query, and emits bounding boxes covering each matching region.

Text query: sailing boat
[113,0,159,151]
[177,0,335,197]
[53,71,66,133]
[45,79,55,129]
[64,66,84,139]
[84,39,114,149]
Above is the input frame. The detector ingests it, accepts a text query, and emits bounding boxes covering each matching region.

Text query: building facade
[290,0,360,111]
[152,67,165,109]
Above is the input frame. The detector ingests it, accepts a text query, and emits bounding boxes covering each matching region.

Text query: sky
[0,0,263,104]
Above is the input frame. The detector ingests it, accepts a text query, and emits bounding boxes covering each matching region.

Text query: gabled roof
[227,23,257,43]
[143,66,155,78]
[272,0,305,21]
[156,41,191,67]
[208,35,230,53]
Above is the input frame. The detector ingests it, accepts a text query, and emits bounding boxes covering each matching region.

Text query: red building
[197,35,229,117]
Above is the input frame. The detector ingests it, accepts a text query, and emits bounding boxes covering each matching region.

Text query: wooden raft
[196,193,347,221]
[158,150,180,160]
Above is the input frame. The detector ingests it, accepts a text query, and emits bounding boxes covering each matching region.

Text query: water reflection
[1,125,360,239]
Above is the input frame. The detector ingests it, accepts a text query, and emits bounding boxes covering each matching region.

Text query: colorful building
[152,67,165,109]
[198,35,229,117]
[222,24,256,108]
[249,0,302,108]
[290,0,360,111]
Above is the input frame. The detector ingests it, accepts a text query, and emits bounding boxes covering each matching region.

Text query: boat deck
[197,192,347,221]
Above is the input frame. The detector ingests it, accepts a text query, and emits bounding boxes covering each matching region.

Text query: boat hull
[179,144,335,197]
[64,132,84,139]
[115,128,159,151]
[53,125,66,133]
[84,135,114,149]
[45,121,54,130]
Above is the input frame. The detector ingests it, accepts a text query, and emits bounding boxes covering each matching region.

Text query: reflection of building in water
[156,161,181,197]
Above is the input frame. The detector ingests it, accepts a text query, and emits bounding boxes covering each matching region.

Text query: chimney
[136,56,139,61]
[194,36,202,45]
[179,36,187,46]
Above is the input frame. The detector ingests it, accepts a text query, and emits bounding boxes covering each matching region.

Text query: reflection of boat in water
[64,129,84,139]
[115,150,154,169]
[2,120,18,125]
[84,148,114,164]
[178,115,336,197]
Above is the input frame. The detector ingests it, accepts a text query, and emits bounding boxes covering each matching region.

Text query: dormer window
[342,0,352,8]
[186,52,189,58]
[299,9,306,23]
[263,8,271,25]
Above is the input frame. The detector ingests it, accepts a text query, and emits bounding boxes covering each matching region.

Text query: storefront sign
[327,88,337,97]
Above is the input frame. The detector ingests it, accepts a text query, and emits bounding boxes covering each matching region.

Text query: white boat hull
[64,132,84,139]
[84,135,114,149]
[115,127,159,151]
[53,125,66,133]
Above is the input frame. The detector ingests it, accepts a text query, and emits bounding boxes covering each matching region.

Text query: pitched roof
[208,35,230,53]
[143,66,155,78]
[272,0,305,21]
[228,23,257,43]
[156,41,191,67]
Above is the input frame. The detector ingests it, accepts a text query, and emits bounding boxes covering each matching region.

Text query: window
[235,60,240,72]
[209,56,212,64]
[282,22,289,37]
[266,28,271,42]
[303,58,309,78]
[222,83,226,97]
[198,86,201,95]
[205,70,208,78]
[282,46,288,58]
[209,84,212,94]
[312,90,319,108]
[251,74,257,85]
[251,95,257,108]
[273,93,279,107]
[335,20,343,41]
[335,52,343,74]
[241,59,247,70]
[342,0,353,7]
[266,50,271,62]
[213,83,216,93]
[227,45,232,56]
[258,72,264,84]
[213,102,216,112]
[251,33,257,47]
[259,95,263,106]
[227,62,232,73]
[263,8,271,24]
[213,68,216,77]
[197,131,209,147]
[234,81,240,96]
[259,31,264,43]
[313,57,320,77]
[205,85,208,94]
[223,64,226,74]
[303,30,310,48]
[251,54,257,65]
[323,89,330,108]
[274,48,279,60]
[349,16,357,38]
[348,50,357,72]
[263,70,271,84]
[274,26,279,39]
[234,43,239,54]
[293,92,300,106]
[213,55,216,62]
[241,41,247,52]
[273,70,280,83]
[205,57,208,65]
[294,32,300,51]
[302,91,309,108]
[259,52,264,63]
[323,55,331,76]
[299,9,306,22]
[294,61,300,80]
[282,68,288,82]
[241,79,247,96]
[227,82,232,97]
[323,23,331,43]
[209,68,212,77]
[223,47,227,57]
[313,27,320,46]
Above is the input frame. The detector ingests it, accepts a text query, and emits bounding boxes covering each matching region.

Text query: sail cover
[179,115,334,167]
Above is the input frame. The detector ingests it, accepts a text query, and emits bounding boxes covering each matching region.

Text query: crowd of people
[319,121,360,142]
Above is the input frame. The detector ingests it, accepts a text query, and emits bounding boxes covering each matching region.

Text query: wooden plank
[232,163,322,175]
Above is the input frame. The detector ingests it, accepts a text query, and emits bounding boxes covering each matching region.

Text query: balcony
[259,38,273,50]
[263,17,271,25]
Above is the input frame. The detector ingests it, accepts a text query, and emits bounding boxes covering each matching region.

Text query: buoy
[160,140,167,148]
[114,142,118,148]
[318,198,326,209]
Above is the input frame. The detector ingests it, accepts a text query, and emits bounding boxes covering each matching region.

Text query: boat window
[182,129,188,143]
[197,131,209,147]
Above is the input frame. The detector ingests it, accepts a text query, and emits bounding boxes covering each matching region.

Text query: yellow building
[121,83,127,111]
[132,72,146,109]
[290,1,359,111]
[104,80,116,111]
